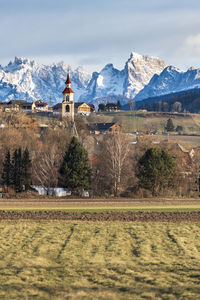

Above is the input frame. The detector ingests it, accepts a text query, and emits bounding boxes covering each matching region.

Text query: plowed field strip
[0,210,199,222]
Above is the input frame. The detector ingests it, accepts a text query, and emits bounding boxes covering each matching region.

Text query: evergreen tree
[2,150,12,186]
[138,148,175,195]
[176,125,183,133]
[59,136,92,192]
[98,103,106,112]
[165,118,175,132]
[117,100,121,110]
[22,148,32,190]
[12,148,24,192]
[4,147,32,193]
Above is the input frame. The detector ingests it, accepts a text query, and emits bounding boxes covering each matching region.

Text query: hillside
[137,88,200,113]
[87,110,200,137]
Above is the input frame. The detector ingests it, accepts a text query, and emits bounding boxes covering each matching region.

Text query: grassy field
[91,111,200,135]
[1,206,200,212]
[0,197,200,211]
[0,221,199,299]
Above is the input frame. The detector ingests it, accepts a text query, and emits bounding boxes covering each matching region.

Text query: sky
[1,0,200,72]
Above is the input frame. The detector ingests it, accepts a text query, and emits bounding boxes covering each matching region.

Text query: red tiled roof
[65,73,71,85]
[36,103,48,107]
[35,101,48,107]
[62,87,74,94]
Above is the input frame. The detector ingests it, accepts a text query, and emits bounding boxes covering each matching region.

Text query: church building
[52,73,94,118]
[62,72,74,121]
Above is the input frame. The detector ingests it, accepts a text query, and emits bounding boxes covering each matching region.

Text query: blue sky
[1,0,200,71]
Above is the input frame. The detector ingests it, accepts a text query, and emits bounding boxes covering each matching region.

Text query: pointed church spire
[62,70,74,94]
[65,72,71,85]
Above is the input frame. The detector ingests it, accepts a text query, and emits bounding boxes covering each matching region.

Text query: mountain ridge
[0,52,166,106]
[1,53,200,108]
[135,65,200,101]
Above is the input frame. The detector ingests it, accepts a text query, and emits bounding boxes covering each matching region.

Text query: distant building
[34,100,48,112]
[106,103,119,111]
[88,123,121,135]
[52,75,95,118]
[75,102,95,115]
[98,101,121,112]
[1,100,35,112]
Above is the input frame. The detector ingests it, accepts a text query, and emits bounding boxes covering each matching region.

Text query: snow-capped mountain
[80,52,166,104]
[2,53,200,107]
[124,52,166,98]
[135,66,200,101]
[0,57,92,104]
[0,53,166,106]
[4,52,200,107]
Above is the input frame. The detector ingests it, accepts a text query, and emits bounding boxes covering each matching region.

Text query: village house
[106,103,119,111]
[34,100,48,112]
[0,100,35,113]
[75,102,95,116]
[98,101,121,112]
[88,122,121,135]
[0,100,48,113]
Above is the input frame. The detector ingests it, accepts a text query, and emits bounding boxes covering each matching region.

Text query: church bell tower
[62,72,74,121]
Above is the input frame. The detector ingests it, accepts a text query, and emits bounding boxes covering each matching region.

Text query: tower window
[66,95,70,101]
[66,105,70,112]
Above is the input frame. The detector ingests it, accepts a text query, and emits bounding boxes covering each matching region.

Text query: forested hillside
[137,88,200,113]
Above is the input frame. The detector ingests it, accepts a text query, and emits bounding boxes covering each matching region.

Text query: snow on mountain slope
[80,52,166,103]
[0,57,92,104]
[79,63,125,102]
[135,66,200,101]
[4,52,200,107]
[124,52,166,98]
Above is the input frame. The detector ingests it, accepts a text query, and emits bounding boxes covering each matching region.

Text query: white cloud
[184,34,200,54]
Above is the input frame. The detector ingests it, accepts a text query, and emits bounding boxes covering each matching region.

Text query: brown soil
[0,211,200,222]
[1,198,200,204]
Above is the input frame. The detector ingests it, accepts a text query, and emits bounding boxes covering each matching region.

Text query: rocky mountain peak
[1,51,199,107]
[135,65,200,101]
[129,51,143,61]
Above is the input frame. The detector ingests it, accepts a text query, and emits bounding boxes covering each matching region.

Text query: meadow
[0,221,199,299]
[91,111,200,135]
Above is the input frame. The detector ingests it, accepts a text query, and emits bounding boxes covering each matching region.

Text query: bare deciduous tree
[172,102,182,113]
[32,145,61,192]
[128,99,135,111]
[99,132,132,196]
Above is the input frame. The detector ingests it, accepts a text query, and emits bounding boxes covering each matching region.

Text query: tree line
[0,111,199,197]
[1,137,92,195]
[137,88,200,113]
[1,134,178,197]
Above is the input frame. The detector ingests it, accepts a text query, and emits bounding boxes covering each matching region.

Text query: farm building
[88,123,121,135]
